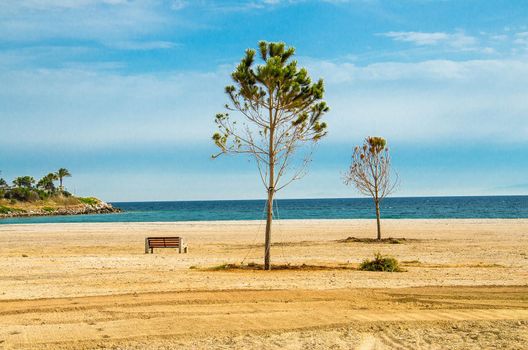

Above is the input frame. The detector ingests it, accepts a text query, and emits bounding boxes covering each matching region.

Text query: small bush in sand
[360,253,402,272]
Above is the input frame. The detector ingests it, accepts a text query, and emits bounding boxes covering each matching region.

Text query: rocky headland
[0,198,121,219]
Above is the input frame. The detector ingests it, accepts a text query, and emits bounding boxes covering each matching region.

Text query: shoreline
[2,217,528,226]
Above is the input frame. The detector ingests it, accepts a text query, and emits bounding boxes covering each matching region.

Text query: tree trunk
[375,199,381,240]
[264,187,274,270]
[264,100,275,271]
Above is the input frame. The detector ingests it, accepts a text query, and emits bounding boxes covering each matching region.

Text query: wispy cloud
[0,0,129,11]
[0,66,228,148]
[0,1,173,44]
[379,29,528,56]
[110,40,179,50]
[304,57,528,143]
[382,31,478,50]
[514,32,528,45]
[2,56,527,151]
[383,31,450,45]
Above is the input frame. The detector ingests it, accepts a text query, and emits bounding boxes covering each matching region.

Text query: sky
[0,0,527,201]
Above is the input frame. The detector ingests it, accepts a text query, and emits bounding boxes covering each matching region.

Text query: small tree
[344,137,398,240]
[13,176,35,189]
[213,41,329,270]
[0,177,7,198]
[37,173,58,193]
[56,168,71,191]
[0,178,7,190]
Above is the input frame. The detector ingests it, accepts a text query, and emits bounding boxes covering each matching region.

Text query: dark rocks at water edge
[0,201,122,218]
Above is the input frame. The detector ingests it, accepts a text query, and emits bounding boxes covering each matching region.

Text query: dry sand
[0,219,527,349]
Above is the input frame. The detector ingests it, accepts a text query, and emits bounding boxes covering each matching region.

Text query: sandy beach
[1,219,527,349]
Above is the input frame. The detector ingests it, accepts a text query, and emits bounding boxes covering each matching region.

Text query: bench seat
[145,236,188,254]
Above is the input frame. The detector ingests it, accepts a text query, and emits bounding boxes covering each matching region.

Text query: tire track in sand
[1,287,527,349]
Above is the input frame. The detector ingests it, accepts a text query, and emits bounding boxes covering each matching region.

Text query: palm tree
[56,168,71,191]
[37,173,58,193]
[13,176,35,188]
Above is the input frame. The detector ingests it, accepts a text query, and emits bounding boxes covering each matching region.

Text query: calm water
[1,196,527,224]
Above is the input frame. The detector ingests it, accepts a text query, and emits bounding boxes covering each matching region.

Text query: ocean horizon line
[110,194,528,204]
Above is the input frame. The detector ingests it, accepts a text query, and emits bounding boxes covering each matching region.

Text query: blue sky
[1,0,527,201]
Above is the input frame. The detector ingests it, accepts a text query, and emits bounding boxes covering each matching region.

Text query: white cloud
[170,0,188,10]
[381,29,528,57]
[0,1,172,43]
[449,32,478,49]
[0,67,229,147]
[514,32,528,45]
[382,31,479,52]
[304,58,528,143]
[383,31,449,45]
[1,57,527,152]
[0,0,128,11]
[490,34,509,41]
[0,0,300,44]
[110,40,179,50]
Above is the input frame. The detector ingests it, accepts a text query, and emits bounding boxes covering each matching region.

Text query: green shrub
[36,189,50,200]
[5,187,40,202]
[4,188,25,201]
[42,207,56,213]
[0,205,25,214]
[360,252,402,272]
[78,197,100,205]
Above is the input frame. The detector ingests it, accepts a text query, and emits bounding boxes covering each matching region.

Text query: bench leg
[144,238,149,254]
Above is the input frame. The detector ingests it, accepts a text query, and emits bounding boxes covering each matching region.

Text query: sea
[0,196,527,225]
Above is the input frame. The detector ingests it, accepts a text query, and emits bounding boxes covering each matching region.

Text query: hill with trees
[0,169,120,218]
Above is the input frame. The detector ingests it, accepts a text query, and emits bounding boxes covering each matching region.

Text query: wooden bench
[144,237,188,254]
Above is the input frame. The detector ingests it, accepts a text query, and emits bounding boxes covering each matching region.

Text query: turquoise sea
[1,196,527,224]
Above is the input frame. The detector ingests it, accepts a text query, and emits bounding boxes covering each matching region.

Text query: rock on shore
[0,201,122,218]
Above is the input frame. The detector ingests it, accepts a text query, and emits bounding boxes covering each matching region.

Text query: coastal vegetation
[0,168,73,202]
[212,41,329,270]
[344,137,398,240]
[0,169,119,217]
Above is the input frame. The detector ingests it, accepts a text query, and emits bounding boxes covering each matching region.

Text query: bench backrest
[147,237,182,248]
